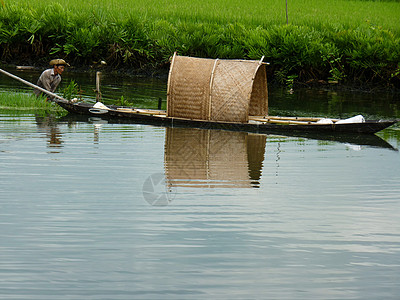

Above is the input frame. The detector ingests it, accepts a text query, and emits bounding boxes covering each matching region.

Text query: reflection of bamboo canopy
[167,54,268,123]
[164,128,266,188]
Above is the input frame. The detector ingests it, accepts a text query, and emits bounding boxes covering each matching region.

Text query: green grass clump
[1,0,400,86]
[0,91,66,113]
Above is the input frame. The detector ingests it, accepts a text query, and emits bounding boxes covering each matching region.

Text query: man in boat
[34,59,69,99]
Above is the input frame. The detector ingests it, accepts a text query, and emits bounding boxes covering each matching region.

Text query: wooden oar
[0,68,69,103]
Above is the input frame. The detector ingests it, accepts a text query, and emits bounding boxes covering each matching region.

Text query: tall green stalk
[286,0,288,25]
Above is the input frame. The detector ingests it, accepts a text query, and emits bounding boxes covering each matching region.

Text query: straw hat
[49,59,70,67]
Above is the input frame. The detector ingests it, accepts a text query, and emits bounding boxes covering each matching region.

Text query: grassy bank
[1,0,400,87]
[0,91,65,113]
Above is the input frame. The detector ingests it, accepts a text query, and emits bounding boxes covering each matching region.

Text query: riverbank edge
[3,60,400,96]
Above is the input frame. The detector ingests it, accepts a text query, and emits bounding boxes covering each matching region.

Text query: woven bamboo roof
[167,53,268,123]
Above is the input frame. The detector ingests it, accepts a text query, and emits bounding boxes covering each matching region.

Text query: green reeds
[0,91,65,113]
[1,0,400,86]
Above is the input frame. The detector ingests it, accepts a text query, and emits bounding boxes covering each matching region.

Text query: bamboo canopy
[167,53,268,123]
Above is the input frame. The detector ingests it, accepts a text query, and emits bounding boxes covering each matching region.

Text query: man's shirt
[34,68,61,96]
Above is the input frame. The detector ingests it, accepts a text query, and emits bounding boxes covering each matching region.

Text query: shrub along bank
[0,0,399,88]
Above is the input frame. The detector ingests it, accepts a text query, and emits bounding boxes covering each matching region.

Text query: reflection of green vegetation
[269,87,400,120]
[377,128,400,147]
[2,0,400,86]
[0,91,66,114]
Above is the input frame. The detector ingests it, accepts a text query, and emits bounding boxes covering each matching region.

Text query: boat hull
[56,101,397,135]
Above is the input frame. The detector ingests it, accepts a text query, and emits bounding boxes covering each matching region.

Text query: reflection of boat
[270,130,398,151]
[58,113,398,151]
[164,127,266,188]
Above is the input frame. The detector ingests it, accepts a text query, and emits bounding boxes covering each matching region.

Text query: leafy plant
[61,80,83,101]
[391,64,400,79]
[322,53,346,82]
[117,95,133,107]
[275,69,298,92]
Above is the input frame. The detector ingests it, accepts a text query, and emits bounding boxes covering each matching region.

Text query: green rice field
[1,0,400,86]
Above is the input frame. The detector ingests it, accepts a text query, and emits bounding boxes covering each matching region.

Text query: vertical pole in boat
[158,97,162,110]
[95,71,102,103]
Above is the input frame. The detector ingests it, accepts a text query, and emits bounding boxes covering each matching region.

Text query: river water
[1,69,400,299]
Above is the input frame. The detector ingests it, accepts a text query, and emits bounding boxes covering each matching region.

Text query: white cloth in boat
[316,118,334,124]
[336,115,365,124]
[316,115,365,124]
[93,102,109,110]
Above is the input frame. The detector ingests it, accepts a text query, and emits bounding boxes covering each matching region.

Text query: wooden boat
[56,99,398,135]
[54,53,399,135]
[0,54,398,136]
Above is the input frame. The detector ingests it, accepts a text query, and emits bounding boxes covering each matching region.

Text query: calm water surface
[1,71,400,299]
